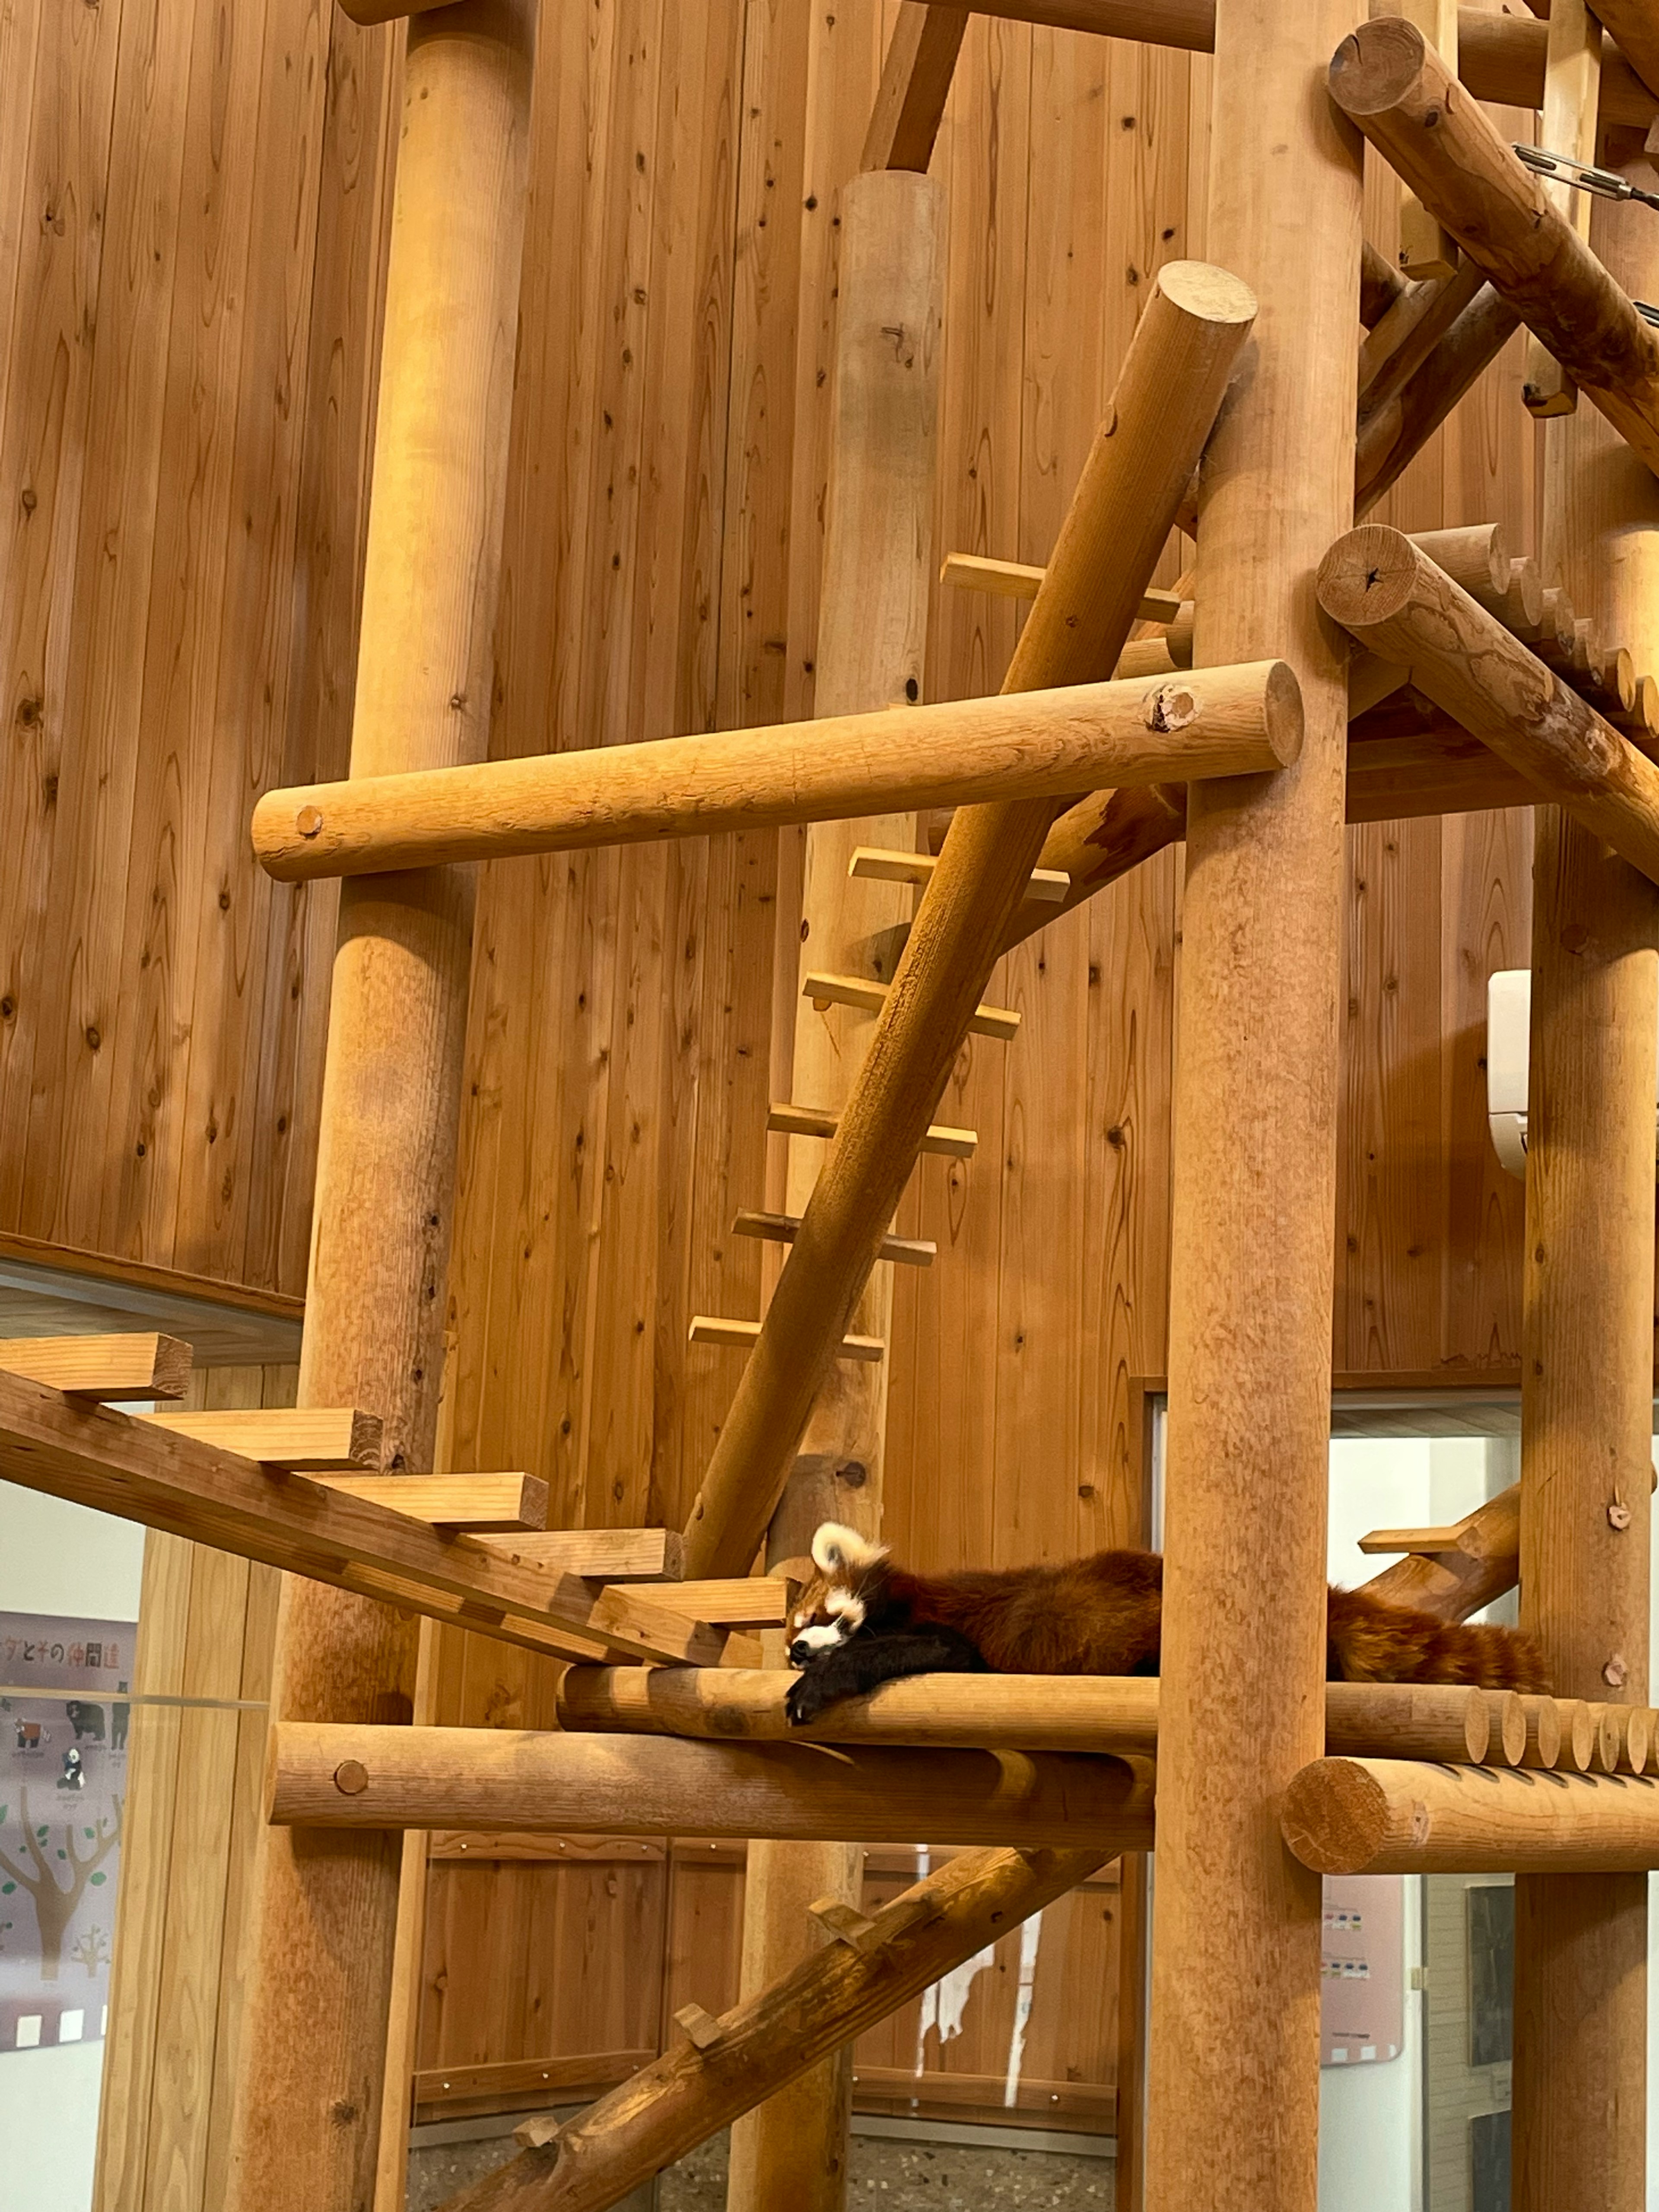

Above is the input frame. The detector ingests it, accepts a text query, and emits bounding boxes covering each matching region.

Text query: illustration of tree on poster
[0,1615,134,2054]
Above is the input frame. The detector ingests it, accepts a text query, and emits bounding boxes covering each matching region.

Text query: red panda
[784,1522,1549,1726]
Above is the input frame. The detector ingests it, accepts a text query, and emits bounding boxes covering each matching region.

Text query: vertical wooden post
[1523,0,1602,418]
[1395,1,1459,277]
[225,9,535,2209]
[725,163,946,2212]
[1513,134,1659,2212]
[1144,8,1360,2212]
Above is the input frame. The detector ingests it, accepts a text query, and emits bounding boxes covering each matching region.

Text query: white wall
[0,1480,145,2212]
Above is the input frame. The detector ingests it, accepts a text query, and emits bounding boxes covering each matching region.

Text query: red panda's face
[786,1522,887,1669]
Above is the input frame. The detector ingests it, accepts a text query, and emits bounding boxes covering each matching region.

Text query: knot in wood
[1603,1655,1629,1690]
[1608,1500,1633,1532]
[296,804,324,839]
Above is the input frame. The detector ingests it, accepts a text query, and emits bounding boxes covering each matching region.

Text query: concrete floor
[407,2127,1115,2211]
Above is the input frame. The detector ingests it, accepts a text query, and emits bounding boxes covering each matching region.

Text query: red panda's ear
[810,1522,889,1576]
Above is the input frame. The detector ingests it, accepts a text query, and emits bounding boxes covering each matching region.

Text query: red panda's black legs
[785,1624,988,1726]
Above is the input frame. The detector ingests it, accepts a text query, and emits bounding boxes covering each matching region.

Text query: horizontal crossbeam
[1284,1757,1659,1873]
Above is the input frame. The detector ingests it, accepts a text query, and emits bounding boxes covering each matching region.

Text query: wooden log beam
[1355,279,1520,516]
[1583,2,1659,105]
[1521,0,1602,418]
[1146,10,1360,2212]
[680,261,1258,1583]
[556,1668,1506,1766]
[1329,19,1659,476]
[1360,1479,1522,1621]
[251,661,1299,883]
[429,1843,1122,2212]
[1284,1758,1659,1874]
[1317,526,1659,886]
[266,1724,1157,1849]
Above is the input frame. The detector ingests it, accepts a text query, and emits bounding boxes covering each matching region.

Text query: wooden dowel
[1625,1708,1654,1775]
[680,261,1258,1584]
[253,661,1299,884]
[1318,526,1659,887]
[266,1723,1157,1849]
[1360,241,1405,330]
[430,1841,1119,2212]
[1330,20,1659,474]
[1284,1757,1659,1874]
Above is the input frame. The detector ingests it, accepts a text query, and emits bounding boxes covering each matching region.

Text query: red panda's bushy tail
[1327,1586,1550,1692]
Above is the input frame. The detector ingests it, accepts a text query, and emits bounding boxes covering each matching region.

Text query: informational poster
[0,1613,134,2055]
[1321,1874,1406,2066]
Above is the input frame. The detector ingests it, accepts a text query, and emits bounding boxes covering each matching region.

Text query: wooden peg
[768,1100,977,1160]
[674,2002,726,2053]
[732,1209,935,1268]
[689,1316,886,1363]
[807,1896,883,1954]
[802,971,1020,1042]
[512,2115,562,2151]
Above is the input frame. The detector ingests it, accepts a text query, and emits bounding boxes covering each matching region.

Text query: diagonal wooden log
[1317,525,1659,887]
[678,258,1259,1580]
[1355,280,1519,516]
[1329,19,1659,476]
[427,1841,1128,2212]
[861,2,968,172]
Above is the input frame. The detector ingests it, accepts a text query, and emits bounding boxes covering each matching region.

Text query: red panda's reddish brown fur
[795,1536,1550,1692]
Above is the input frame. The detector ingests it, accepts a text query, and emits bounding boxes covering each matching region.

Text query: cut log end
[1316,524,1427,629]
[1329,17,1437,121]
[1154,257,1259,331]
[1281,1756,1393,1874]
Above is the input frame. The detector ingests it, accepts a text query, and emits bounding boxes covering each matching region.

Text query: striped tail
[1327,1586,1551,1692]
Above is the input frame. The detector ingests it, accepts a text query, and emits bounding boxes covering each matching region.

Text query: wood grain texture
[1146,9,1360,2212]
[1285,1756,1659,1874]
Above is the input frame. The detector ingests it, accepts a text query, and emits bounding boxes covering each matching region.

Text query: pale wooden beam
[439,1841,1123,2212]
[1359,239,1406,328]
[1355,280,1519,515]
[137,1406,382,1470]
[1360,1479,1521,1621]
[802,969,1020,1040]
[468,1527,683,1580]
[848,845,1070,903]
[0,1366,715,1668]
[312,1473,548,1531]
[1582,1,1659,105]
[265,1723,1157,1848]
[680,261,1259,1586]
[1285,1757,1659,1873]
[639,1580,793,1629]
[252,661,1300,883]
[1356,1522,1478,1556]
[731,1210,936,1267]
[860,3,968,173]
[688,1317,885,1363]
[1391,0,1461,279]
[1356,258,1484,413]
[768,1100,977,1160]
[1317,525,1659,885]
[1522,0,1602,418]
[1330,19,1659,474]
[0,1332,192,1403]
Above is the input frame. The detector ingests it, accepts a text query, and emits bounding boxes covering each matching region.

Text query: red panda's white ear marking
[810,1522,888,1576]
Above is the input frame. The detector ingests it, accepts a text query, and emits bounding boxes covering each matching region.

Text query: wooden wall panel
[0,0,384,1303]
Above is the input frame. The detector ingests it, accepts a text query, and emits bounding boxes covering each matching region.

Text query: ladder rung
[137,1405,382,1470]
[939,551,1181,628]
[689,1316,885,1363]
[1355,1524,1471,1557]
[848,846,1069,905]
[768,1102,976,1161]
[733,1210,934,1267]
[315,1473,550,1531]
[0,1332,193,1404]
[801,971,1020,1042]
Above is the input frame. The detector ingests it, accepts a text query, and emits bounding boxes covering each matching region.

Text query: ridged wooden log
[731,164,946,2212]
[1284,1758,1659,1875]
[265,1724,1155,1848]
[1317,526,1659,887]
[429,1843,1123,2212]
[224,13,534,2210]
[679,260,1257,1583]
[1329,20,1659,476]
[558,1669,1503,1764]
[1145,8,1359,2212]
[252,662,1297,883]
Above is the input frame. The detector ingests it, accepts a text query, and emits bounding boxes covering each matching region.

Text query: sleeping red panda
[783,1522,1550,1726]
